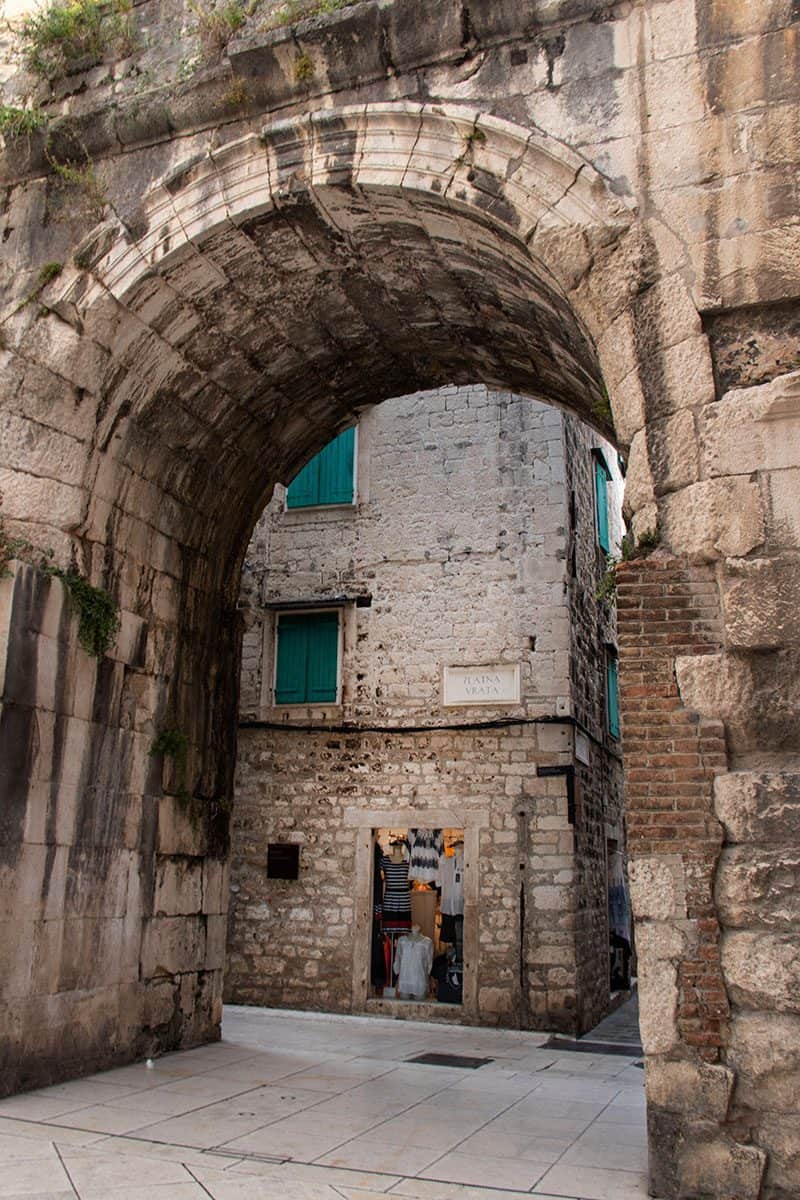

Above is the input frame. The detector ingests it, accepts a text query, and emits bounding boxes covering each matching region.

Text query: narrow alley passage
[0,1002,648,1200]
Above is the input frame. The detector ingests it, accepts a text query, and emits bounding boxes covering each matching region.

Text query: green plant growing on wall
[595,554,618,608]
[452,124,487,170]
[595,527,661,608]
[149,727,189,760]
[591,384,613,426]
[190,0,246,61]
[0,514,33,579]
[222,75,249,106]
[294,50,313,82]
[37,261,63,286]
[46,148,107,220]
[0,103,48,139]
[16,0,135,81]
[47,566,121,657]
[0,259,63,328]
[464,126,486,148]
[149,727,192,804]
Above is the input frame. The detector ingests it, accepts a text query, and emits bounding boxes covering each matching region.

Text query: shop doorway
[371,828,465,1008]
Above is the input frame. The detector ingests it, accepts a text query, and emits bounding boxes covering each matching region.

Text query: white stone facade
[228,386,626,1033]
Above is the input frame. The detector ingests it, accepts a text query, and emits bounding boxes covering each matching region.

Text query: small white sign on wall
[443,664,521,706]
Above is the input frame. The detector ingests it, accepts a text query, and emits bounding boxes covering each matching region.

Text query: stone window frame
[345,805,489,1020]
[260,603,348,718]
[279,424,361,514]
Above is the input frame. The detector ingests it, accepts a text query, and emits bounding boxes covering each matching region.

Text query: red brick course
[617,555,729,1061]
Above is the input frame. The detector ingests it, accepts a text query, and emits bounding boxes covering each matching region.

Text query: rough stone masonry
[0,2,799,1197]
[227,386,625,1036]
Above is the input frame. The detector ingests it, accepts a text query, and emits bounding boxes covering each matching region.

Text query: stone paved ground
[0,1003,650,1199]
[580,994,642,1049]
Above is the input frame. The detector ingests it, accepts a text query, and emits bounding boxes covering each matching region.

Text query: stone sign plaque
[443,664,520,706]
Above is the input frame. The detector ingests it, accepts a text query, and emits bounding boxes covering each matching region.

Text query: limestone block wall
[240,386,577,724]
[0,0,797,1192]
[231,724,577,1027]
[0,560,230,1096]
[228,386,624,1033]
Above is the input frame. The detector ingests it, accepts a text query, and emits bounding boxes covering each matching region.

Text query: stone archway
[1,100,797,1200]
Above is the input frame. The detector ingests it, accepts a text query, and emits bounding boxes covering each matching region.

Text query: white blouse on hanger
[394,933,433,998]
[440,847,465,916]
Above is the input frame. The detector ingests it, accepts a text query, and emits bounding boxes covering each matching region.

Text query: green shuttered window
[606,652,620,741]
[594,455,610,554]
[275,611,339,705]
[287,427,356,508]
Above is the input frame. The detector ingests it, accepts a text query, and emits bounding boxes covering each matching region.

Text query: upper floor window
[286,427,356,509]
[606,649,620,741]
[593,451,611,554]
[274,610,341,705]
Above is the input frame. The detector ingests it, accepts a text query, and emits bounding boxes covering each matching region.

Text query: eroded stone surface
[0,2,799,1196]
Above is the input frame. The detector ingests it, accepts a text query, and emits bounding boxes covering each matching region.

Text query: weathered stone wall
[562,414,625,1033]
[0,0,798,1193]
[231,724,572,1027]
[240,387,583,723]
[228,386,625,1033]
[0,561,229,1096]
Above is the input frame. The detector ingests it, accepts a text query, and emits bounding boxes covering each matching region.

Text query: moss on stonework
[149,728,190,760]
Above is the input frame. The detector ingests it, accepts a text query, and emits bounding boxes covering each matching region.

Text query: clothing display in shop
[394,928,433,999]
[407,829,444,884]
[432,949,463,1004]
[439,845,464,916]
[440,912,463,945]
[371,841,386,987]
[373,840,384,922]
[380,852,412,929]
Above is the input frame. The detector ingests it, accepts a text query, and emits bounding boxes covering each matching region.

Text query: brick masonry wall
[617,555,729,1060]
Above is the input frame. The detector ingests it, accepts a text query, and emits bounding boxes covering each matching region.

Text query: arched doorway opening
[1,102,737,1196]
[227,382,630,1038]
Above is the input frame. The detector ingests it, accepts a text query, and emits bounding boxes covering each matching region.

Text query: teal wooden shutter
[595,458,610,553]
[286,428,355,508]
[607,655,620,740]
[275,615,308,703]
[275,612,339,704]
[286,455,320,508]
[318,427,355,505]
[306,611,339,702]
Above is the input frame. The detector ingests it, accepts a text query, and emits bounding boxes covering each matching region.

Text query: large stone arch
[0,93,797,1200]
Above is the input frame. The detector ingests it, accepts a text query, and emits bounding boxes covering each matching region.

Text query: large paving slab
[0,1005,651,1199]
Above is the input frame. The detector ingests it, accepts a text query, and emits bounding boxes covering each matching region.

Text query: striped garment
[380,855,412,927]
[407,828,444,884]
